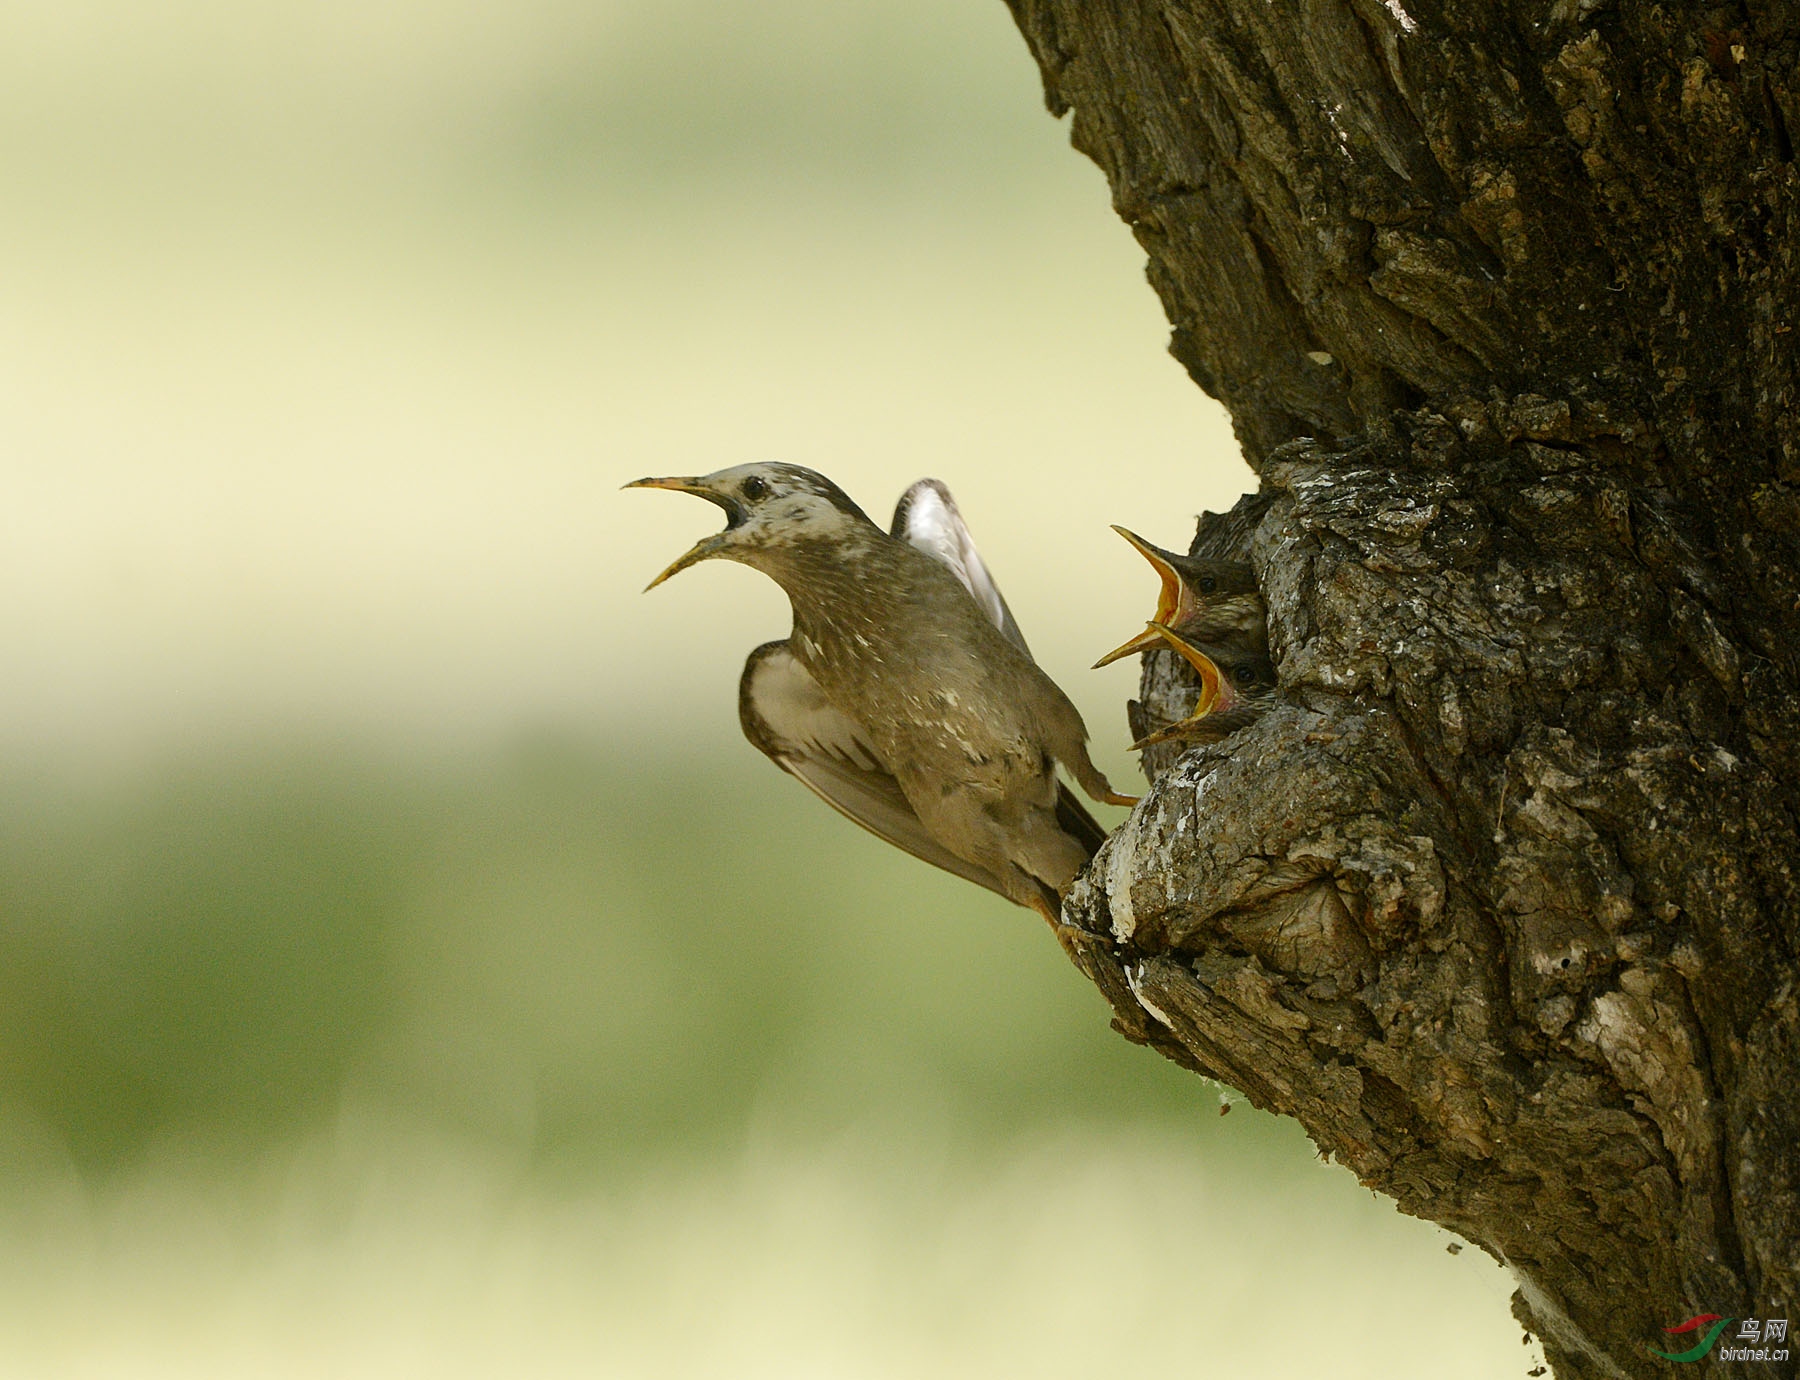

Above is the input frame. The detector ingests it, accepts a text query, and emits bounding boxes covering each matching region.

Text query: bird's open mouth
[1093,526,1189,667]
[624,475,749,588]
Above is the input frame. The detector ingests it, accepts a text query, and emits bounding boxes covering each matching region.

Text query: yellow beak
[1092,526,1190,667]
[1127,622,1243,750]
[1093,623,1164,669]
[623,475,738,590]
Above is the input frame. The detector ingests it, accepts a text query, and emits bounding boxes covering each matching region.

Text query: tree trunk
[1002,3,1800,1375]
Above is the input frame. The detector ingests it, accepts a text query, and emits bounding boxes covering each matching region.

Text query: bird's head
[1094,527,1262,667]
[626,462,874,589]
[1126,623,1277,751]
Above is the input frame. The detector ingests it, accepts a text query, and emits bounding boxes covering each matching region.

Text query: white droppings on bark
[1125,963,1176,1029]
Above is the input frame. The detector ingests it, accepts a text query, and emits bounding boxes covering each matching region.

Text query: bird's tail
[1055,783,1109,861]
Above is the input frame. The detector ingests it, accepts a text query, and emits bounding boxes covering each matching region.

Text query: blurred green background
[0,1,1536,1375]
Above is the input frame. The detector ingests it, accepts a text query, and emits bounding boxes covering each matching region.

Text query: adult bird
[627,463,1132,925]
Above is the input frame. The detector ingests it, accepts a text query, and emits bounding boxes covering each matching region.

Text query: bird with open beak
[1094,524,1273,759]
[627,463,1133,926]
[1127,624,1278,751]
[1092,526,1265,669]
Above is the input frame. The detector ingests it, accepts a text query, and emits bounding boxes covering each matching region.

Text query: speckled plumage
[629,463,1126,921]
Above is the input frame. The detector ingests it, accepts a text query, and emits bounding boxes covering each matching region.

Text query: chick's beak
[624,475,743,590]
[1150,620,1242,716]
[1127,623,1237,752]
[1093,623,1163,669]
[1092,526,1190,667]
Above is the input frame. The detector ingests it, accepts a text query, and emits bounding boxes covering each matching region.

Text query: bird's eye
[1235,663,1259,684]
[1199,575,1217,593]
[742,476,769,501]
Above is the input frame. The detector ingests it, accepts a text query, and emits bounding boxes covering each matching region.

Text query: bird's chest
[794,627,1032,777]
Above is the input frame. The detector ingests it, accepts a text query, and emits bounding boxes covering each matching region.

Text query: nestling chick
[1094,526,1265,667]
[1128,625,1279,751]
[627,463,1131,925]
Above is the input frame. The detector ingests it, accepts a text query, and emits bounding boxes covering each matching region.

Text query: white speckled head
[626,462,875,587]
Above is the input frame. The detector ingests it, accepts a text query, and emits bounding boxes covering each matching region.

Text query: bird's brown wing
[738,641,1014,899]
[895,477,1132,813]
[890,479,1031,656]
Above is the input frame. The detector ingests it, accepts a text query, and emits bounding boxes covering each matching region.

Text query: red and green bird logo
[1649,1314,1733,1363]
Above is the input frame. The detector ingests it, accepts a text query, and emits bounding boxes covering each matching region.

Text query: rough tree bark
[1001,3,1800,1376]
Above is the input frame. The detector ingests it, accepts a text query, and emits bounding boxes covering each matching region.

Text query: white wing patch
[890,479,1031,656]
[747,644,884,773]
[738,642,1011,900]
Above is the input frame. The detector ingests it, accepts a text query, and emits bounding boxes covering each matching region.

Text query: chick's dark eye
[1235,663,1259,684]
[742,476,769,501]
[1199,575,1217,593]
